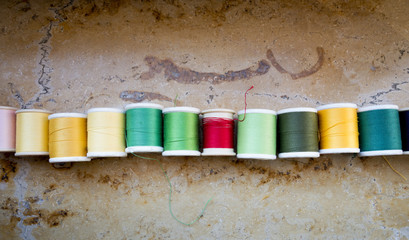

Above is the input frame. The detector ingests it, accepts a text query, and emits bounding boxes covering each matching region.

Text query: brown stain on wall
[1,159,17,182]
[140,56,271,84]
[120,91,172,102]
[267,47,324,79]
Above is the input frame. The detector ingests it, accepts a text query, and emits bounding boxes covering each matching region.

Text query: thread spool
[48,113,90,163]
[15,109,52,156]
[162,107,201,156]
[358,105,402,156]
[87,108,127,158]
[125,103,164,153]
[399,107,409,154]
[0,106,17,152]
[317,103,359,154]
[277,107,320,158]
[236,109,276,160]
[317,103,360,154]
[201,109,235,156]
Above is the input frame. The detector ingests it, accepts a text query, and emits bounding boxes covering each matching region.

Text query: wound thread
[202,109,235,156]
[87,108,127,158]
[317,103,360,154]
[277,108,319,158]
[358,105,402,156]
[0,106,17,152]
[49,113,90,163]
[162,107,201,156]
[125,103,164,153]
[15,109,52,156]
[236,109,277,160]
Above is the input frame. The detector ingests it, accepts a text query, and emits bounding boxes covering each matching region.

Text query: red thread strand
[238,85,254,122]
[203,117,234,149]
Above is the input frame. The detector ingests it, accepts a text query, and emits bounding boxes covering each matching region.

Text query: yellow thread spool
[48,113,90,163]
[15,109,52,156]
[87,108,127,158]
[317,103,360,154]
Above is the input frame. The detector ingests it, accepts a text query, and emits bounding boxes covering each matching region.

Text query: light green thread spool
[236,109,277,160]
[125,103,164,153]
[162,107,201,156]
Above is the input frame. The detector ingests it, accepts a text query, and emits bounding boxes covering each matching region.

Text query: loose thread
[237,85,254,122]
[382,156,407,181]
[129,153,212,226]
[174,94,178,107]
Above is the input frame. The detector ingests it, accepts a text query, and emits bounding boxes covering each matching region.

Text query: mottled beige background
[1,0,409,239]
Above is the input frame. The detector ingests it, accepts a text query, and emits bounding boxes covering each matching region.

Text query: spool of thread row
[162,107,200,156]
[358,105,402,156]
[201,109,235,156]
[0,106,17,152]
[87,108,127,158]
[125,103,164,153]
[237,109,276,160]
[399,107,409,155]
[277,108,319,158]
[317,103,360,154]
[48,113,90,163]
[15,109,52,156]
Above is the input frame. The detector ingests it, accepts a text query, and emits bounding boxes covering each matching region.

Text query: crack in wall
[360,81,409,106]
[11,0,74,108]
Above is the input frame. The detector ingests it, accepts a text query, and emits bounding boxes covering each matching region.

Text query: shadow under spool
[277,107,319,158]
[358,105,402,156]
[15,109,52,156]
[162,107,201,156]
[0,106,17,152]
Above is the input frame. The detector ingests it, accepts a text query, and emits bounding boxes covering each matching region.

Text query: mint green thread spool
[125,103,164,153]
[162,107,201,156]
[358,105,402,157]
[237,109,277,160]
[277,107,320,158]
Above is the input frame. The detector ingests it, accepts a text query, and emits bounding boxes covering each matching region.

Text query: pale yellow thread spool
[317,103,360,154]
[87,108,127,158]
[15,109,52,156]
[48,113,90,163]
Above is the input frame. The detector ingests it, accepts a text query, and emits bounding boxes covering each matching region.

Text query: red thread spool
[201,109,235,156]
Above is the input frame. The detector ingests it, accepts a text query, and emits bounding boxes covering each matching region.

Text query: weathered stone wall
[0,0,408,239]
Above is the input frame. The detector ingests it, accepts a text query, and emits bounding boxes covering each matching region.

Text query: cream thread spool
[87,108,127,158]
[15,109,52,156]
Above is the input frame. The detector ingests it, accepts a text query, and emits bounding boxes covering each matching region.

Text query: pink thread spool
[0,106,17,152]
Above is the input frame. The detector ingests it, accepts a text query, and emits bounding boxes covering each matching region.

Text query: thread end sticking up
[238,85,254,122]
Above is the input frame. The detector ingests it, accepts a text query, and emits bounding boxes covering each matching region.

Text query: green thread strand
[126,108,162,147]
[278,112,319,153]
[164,112,199,151]
[130,153,212,226]
[237,113,276,155]
[358,109,402,151]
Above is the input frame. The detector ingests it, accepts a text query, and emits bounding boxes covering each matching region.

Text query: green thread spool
[162,107,201,156]
[236,109,277,160]
[277,107,320,158]
[358,105,403,156]
[125,103,164,153]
